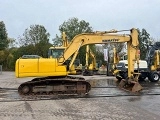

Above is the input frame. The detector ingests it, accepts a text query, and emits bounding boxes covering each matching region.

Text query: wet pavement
[0,71,160,120]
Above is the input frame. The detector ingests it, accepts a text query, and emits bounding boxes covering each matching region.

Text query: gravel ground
[0,71,160,120]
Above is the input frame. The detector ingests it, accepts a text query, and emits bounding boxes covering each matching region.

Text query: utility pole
[107,50,110,76]
[106,46,110,76]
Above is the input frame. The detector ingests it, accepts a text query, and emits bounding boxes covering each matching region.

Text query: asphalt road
[0,71,160,120]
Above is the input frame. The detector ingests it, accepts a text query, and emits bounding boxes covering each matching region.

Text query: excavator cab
[48,46,82,74]
[48,47,65,58]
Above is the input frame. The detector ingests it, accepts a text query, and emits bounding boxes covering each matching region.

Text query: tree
[138,28,152,59]
[58,17,94,65]
[95,43,125,67]
[18,25,51,57]
[7,38,17,48]
[0,21,8,50]
[59,17,93,41]
[0,21,13,70]
[52,34,63,47]
[0,49,11,70]
[7,47,18,70]
[103,43,125,57]
[18,24,50,46]
[2,38,18,70]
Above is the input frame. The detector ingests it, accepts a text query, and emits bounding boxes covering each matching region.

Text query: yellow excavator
[83,45,99,76]
[109,47,120,75]
[15,28,141,95]
[152,50,160,71]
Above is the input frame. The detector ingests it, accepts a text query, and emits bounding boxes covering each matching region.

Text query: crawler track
[18,76,91,96]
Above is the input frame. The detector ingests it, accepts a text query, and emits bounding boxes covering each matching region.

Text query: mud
[0,72,160,120]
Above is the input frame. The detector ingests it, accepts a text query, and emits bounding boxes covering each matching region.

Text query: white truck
[116,42,160,82]
[116,59,159,82]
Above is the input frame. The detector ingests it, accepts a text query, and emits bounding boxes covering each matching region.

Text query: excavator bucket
[116,78,142,92]
[115,71,143,92]
[130,73,143,92]
[130,81,143,92]
[118,81,142,92]
[118,79,126,88]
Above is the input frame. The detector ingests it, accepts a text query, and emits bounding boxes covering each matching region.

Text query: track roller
[18,84,32,95]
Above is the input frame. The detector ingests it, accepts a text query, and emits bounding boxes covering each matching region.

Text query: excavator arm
[112,47,120,75]
[59,28,139,79]
[88,46,97,70]
[83,45,98,76]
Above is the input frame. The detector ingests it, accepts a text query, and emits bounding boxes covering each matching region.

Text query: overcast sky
[0,0,160,42]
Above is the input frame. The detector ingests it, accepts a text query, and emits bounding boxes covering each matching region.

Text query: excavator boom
[59,29,139,78]
[59,33,131,64]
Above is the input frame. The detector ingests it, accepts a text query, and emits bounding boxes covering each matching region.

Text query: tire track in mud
[0,79,159,102]
[0,88,160,103]
[0,96,160,120]
[24,101,35,119]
